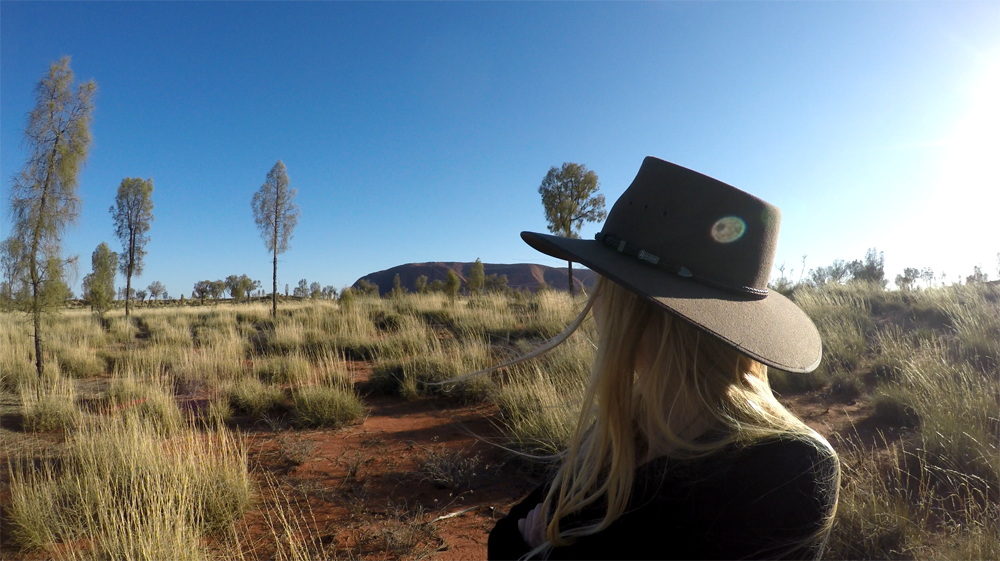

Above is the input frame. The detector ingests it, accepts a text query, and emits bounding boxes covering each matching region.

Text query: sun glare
[938,55,1000,200]
[919,52,1000,270]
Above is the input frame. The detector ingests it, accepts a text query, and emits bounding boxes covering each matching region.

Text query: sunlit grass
[1,282,996,559]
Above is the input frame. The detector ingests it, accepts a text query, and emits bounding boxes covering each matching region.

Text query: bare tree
[538,163,606,295]
[252,161,300,317]
[110,177,154,317]
[6,57,95,377]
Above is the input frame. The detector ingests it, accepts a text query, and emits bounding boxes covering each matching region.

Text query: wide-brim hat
[522,156,822,373]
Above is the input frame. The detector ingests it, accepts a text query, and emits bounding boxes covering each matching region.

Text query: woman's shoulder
[728,434,839,477]
[636,434,839,524]
[644,432,836,474]
[625,435,839,558]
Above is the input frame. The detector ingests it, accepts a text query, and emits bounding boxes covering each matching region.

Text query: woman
[482,157,839,559]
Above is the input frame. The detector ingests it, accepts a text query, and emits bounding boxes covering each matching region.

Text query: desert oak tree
[468,258,485,295]
[82,242,117,315]
[538,162,606,295]
[6,57,95,377]
[110,177,154,317]
[252,160,300,317]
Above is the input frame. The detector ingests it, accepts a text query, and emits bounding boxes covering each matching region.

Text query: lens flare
[710,216,745,243]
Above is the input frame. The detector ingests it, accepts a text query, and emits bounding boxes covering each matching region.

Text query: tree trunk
[568,260,575,296]
[125,231,135,317]
[30,135,59,378]
[272,248,278,318]
[33,300,43,383]
[125,271,132,317]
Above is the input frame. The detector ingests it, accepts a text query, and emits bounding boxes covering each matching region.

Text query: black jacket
[488,437,838,560]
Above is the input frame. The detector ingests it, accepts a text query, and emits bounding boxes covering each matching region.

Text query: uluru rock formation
[352,262,598,296]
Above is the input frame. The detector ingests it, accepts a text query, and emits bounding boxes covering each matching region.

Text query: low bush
[291,384,365,428]
[20,376,80,432]
[256,354,311,385]
[6,416,252,556]
[228,378,285,417]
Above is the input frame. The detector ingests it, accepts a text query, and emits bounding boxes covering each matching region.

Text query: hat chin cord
[425,296,596,389]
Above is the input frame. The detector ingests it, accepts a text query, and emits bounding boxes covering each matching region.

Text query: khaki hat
[522,156,822,373]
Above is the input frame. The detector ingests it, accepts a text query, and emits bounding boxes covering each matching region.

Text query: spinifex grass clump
[6,415,252,558]
[105,372,185,435]
[227,377,286,417]
[490,325,595,455]
[19,372,80,432]
[256,354,312,385]
[291,383,366,428]
[370,335,494,400]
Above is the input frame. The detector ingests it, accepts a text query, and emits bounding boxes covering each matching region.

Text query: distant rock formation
[352,262,598,296]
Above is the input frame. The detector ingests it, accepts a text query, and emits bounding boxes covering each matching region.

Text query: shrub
[6,416,252,555]
[228,378,285,417]
[107,377,184,435]
[418,448,481,490]
[291,385,365,428]
[256,354,311,385]
[20,377,80,432]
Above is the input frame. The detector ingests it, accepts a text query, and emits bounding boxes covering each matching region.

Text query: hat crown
[601,157,780,295]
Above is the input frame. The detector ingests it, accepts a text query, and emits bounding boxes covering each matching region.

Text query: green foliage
[1,237,25,310]
[468,258,485,295]
[444,270,461,300]
[147,280,166,302]
[252,160,300,317]
[339,287,357,305]
[225,274,258,303]
[294,278,309,297]
[485,273,509,293]
[6,57,95,376]
[538,162,606,240]
[848,248,887,287]
[966,265,988,284]
[389,273,408,299]
[210,280,225,300]
[538,162,607,293]
[192,280,225,303]
[808,259,850,286]
[895,267,920,290]
[357,278,379,296]
[192,280,212,304]
[427,279,444,293]
[414,275,428,294]
[111,177,155,316]
[83,242,118,315]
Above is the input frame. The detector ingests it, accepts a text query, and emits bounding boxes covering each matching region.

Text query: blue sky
[2,1,998,298]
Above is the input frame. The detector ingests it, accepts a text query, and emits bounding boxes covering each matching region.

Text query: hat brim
[522,231,822,373]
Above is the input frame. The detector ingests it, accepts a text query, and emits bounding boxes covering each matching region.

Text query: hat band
[595,232,769,299]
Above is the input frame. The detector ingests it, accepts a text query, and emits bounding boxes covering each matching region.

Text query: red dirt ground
[237,363,880,560]
[0,362,882,560]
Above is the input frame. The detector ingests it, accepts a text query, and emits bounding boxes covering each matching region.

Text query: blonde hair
[539,277,838,553]
[435,276,839,555]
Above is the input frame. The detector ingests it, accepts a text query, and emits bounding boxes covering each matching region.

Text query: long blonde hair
[537,276,838,552]
[435,276,838,553]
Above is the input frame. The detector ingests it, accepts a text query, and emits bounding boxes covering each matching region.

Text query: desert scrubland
[1,282,997,560]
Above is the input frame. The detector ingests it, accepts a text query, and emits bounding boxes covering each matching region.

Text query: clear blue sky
[3,1,998,298]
